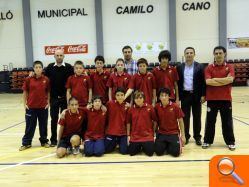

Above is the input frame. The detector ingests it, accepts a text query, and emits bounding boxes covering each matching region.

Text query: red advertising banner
[45,44,88,55]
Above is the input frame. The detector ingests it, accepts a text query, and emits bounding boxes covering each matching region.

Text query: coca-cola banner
[45,44,88,55]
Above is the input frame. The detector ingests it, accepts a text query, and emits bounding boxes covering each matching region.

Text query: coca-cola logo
[45,44,88,55]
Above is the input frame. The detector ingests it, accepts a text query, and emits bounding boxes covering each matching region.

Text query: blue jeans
[84,139,105,157]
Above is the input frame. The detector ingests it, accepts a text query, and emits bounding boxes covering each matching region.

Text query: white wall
[176,0,219,63]
[227,0,249,60]
[0,0,26,69]
[30,0,97,66]
[102,0,169,64]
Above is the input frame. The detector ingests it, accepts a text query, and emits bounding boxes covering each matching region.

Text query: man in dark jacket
[45,49,74,146]
[177,47,206,146]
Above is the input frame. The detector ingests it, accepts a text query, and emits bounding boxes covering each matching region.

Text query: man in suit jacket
[177,47,206,146]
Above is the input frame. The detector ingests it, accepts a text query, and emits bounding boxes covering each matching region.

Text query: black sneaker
[19,145,31,151]
[195,140,202,146]
[185,139,189,145]
[41,143,50,148]
[67,147,73,155]
[50,142,57,147]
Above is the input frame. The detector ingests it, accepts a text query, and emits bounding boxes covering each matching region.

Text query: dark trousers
[128,141,154,156]
[50,97,67,144]
[22,109,48,146]
[181,91,202,141]
[84,139,105,157]
[155,133,181,157]
[105,135,128,154]
[204,101,235,145]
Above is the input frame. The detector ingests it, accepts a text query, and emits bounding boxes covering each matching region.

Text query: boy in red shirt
[84,96,107,157]
[127,91,157,156]
[105,87,129,154]
[154,88,186,157]
[152,50,179,104]
[20,61,50,151]
[56,97,85,158]
[90,56,110,105]
[125,58,156,105]
[66,61,92,107]
[107,58,131,101]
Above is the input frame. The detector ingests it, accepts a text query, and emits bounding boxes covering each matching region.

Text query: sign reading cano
[45,44,88,55]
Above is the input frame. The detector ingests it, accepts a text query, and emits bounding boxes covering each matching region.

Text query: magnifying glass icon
[217,157,244,185]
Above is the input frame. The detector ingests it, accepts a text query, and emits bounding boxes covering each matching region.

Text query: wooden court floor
[0,87,248,187]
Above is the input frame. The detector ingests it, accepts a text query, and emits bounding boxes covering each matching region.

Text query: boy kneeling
[56,97,85,158]
[154,88,186,157]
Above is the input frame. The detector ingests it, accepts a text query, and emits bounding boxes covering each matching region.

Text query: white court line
[0,153,56,172]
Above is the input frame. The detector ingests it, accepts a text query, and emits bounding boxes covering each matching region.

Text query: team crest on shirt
[169,70,172,74]
[83,79,86,82]
[147,108,151,112]
[124,77,127,80]
[169,108,173,112]
[102,112,105,115]
[226,67,229,71]
[78,116,82,119]
[43,80,46,84]
[148,77,151,80]
[104,76,107,79]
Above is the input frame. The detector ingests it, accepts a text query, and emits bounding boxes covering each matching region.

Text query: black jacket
[177,61,206,102]
[45,62,74,98]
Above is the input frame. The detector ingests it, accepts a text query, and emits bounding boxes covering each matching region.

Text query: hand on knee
[56,148,66,158]
[70,135,80,147]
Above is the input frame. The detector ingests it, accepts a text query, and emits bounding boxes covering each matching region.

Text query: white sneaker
[202,143,210,149]
[72,146,80,155]
[228,144,236,151]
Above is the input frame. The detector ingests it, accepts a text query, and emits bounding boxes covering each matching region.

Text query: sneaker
[185,139,189,145]
[72,146,80,155]
[67,147,73,155]
[19,145,31,151]
[195,140,202,146]
[41,143,50,148]
[228,144,236,151]
[50,142,57,147]
[202,143,210,149]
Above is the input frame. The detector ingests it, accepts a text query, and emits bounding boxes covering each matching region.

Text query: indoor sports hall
[0,0,248,186]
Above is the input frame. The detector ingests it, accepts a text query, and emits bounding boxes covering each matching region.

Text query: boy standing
[66,60,92,107]
[90,56,110,105]
[152,50,179,104]
[125,58,156,105]
[20,61,50,151]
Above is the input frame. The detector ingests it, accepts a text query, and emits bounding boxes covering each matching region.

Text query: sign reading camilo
[45,44,88,55]
[116,5,154,14]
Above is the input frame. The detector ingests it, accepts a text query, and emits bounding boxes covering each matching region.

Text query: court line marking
[233,117,249,126]
[0,121,25,133]
[0,153,56,172]
[0,159,209,167]
[0,147,55,161]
